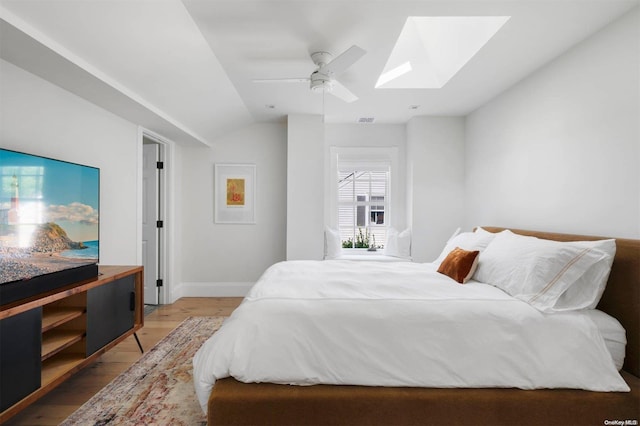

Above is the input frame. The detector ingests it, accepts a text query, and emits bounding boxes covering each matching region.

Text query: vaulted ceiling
[1,0,637,146]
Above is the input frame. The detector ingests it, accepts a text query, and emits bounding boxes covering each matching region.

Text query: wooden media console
[0,265,144,423]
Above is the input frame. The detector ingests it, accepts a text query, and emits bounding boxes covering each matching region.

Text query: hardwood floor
[4,297,243,426]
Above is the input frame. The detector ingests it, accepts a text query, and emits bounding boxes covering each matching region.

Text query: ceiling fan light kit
[253,45,366,103]
[310,72,333,93]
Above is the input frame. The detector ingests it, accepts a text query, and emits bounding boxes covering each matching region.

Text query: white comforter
[193,260,630,412]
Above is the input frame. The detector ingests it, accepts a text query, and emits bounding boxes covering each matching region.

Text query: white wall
[287,114,325,260]
[407,116,466,262]
[177,122,287,299]
[465,8,640,239]
[0,59,139,265]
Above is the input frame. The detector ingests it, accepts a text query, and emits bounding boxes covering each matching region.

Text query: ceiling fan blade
[321,45,366,76]
[253,78,309,83]
[330,80,358,103]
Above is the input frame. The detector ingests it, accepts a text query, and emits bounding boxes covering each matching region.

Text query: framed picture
[214,164,256,224]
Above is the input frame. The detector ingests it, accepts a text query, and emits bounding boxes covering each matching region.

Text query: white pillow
[384,228,411,259]
[554,239,616,310]
[448,227,462,240]
[474,227,494,236]
[433,230,496,265]
[584,309,626,371]
[473,231,609,312]
[324,226,342,259]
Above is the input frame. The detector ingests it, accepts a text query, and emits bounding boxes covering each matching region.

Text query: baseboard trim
[171,282,253,302]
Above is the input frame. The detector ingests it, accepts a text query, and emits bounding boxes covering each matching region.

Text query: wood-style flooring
[4,297,243,426]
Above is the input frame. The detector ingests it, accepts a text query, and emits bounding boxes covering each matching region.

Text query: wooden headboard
[482,227,640,377]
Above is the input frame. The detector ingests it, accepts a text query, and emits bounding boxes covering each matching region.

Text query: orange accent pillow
[437,247,480,284]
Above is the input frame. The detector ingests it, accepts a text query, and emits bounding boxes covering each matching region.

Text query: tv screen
[0,148,99,303]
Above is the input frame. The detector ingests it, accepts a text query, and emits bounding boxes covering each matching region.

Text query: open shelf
[42,307,85,333]
[41,352,85,387]
[41,329,84,361]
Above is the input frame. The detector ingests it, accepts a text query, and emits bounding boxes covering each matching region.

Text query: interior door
[142,143,159,305]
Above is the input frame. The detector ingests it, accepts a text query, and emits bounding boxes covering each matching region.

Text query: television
[0,148,99,305]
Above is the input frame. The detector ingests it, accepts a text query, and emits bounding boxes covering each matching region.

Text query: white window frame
[338,169,389,249]
[327,146,399,251]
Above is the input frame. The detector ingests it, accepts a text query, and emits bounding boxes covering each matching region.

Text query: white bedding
[329,253,410,262]
[585,309,627,371]
[193,260,630,413]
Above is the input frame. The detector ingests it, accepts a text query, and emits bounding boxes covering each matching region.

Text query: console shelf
[41,307,85,333]
[42,329,85,361]
[41,353,85,387]
[0,265,144,423]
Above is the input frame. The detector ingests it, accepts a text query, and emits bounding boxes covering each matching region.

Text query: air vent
[357,117,375,123]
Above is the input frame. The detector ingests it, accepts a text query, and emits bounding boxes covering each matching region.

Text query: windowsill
[329,249,412,262]
[342,248,383,255]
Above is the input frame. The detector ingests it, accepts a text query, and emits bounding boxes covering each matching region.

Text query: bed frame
[208,228,640,425]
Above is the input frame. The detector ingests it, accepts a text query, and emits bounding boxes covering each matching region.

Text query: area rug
[61,316,226,426]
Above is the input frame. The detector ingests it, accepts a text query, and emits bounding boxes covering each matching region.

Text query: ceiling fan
[253,45,366,103]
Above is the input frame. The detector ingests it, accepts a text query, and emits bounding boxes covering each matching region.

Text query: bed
[195,227,640,425]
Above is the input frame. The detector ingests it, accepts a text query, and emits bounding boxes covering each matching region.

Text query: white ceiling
[1,0,638,146]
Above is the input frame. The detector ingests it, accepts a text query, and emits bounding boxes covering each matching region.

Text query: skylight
[376,16,510,89]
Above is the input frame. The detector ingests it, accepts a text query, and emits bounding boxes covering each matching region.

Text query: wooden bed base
[208,228,640,425]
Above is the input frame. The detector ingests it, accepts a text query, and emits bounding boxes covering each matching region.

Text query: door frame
[137,127,174,305]
[142,142,160,305]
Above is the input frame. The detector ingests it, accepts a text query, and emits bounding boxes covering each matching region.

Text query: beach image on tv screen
[0,149,99,285]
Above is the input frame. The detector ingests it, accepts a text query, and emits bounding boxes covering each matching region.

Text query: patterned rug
[61,316,225,426]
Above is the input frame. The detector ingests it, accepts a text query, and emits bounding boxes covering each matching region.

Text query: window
[338,169,389,249]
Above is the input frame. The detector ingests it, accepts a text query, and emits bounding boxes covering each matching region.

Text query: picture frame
[214,163,256,224]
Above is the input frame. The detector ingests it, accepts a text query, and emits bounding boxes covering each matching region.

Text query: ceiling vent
[357,117,375,124]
